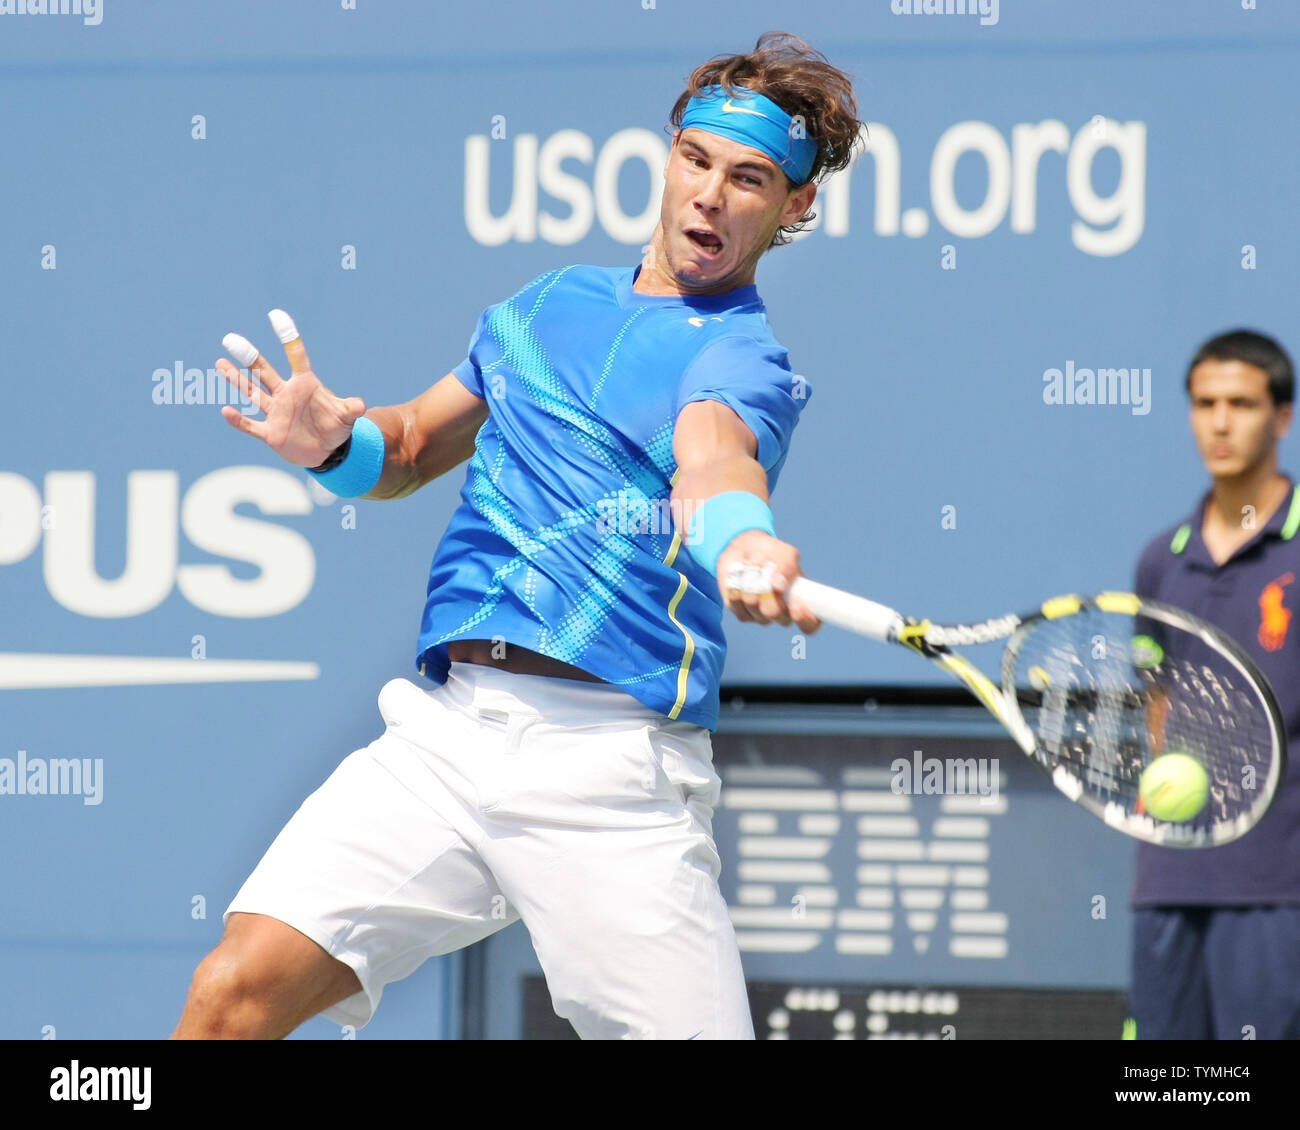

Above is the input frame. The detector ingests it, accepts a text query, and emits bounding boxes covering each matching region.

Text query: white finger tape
[725,561,775,594]
[268,308,300,344]
[222,333,258,367]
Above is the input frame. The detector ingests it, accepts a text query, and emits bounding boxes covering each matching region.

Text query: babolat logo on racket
[923,615,1021,648]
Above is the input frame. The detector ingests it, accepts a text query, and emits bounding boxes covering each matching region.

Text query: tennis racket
[727,566,1286,848]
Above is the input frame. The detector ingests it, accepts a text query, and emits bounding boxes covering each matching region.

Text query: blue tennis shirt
[1132,478,1300,905]
[415,263,811,730]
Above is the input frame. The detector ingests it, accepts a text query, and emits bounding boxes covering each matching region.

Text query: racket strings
[1009,609,1275,829]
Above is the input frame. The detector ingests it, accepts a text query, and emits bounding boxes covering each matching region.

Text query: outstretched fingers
[223,332,286,393]
[268,309,312,375]
[219,403,267,439]
[216,358,271,415]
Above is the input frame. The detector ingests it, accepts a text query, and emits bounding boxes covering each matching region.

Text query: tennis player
[172,32,863,1040]
[1129,329,1300,1039]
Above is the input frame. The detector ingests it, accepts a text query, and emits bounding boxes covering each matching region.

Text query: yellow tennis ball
[1130,634,1164,669]
[1138,753,1209,822]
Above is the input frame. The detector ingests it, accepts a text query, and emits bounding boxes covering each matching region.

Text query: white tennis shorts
[224,664,754,1040]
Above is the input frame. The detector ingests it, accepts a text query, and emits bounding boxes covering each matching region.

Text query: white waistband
[441,662,667,726]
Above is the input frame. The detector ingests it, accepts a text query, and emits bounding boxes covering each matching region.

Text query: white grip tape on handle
[787,577,904,642]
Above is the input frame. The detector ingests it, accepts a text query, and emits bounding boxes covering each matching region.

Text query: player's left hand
[216,310,367,468]
[716,531,821,633]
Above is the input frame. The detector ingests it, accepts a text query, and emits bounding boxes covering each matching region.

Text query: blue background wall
[1,0,1294,1038]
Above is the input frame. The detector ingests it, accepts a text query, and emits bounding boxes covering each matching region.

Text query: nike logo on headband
[721,98,768,119]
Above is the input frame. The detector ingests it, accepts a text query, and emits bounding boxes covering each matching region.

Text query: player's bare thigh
[172,912,362,1040]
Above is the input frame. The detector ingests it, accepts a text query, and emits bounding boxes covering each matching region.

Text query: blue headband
[679,85,817,185]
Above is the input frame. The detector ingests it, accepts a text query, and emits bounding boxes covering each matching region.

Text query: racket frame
[779,577,1287,848]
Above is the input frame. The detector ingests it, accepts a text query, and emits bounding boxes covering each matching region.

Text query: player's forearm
[357,403,479,501]
[347,374,490,501]
[672,452,769,516]
[354,404,423,500]
[673,451,807,627]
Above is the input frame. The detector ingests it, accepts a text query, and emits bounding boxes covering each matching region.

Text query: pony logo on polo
[1258,572,1295,652]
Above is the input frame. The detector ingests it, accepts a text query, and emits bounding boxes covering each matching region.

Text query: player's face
[641,128,816,295]
[1188,359,1293,479]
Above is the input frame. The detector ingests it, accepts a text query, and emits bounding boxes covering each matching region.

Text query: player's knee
[175,915,360,1040]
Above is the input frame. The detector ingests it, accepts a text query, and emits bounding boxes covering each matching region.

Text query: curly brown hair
[668,31,864,247]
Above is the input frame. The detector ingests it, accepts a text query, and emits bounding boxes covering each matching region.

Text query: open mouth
[685,228,724,257]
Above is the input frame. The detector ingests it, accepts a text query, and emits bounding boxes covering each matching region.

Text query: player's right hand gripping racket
[730,567,1286,848]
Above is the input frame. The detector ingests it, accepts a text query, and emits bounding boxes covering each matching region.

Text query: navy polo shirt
[1131,476,1300,906]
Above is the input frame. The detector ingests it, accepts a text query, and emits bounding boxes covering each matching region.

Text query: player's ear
[780,180,816,227]
[1273,400,1294,440]
[667,130,681,171]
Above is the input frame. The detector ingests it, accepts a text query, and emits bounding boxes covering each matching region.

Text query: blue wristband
[308,416,386,497]
[687,490,776,576]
